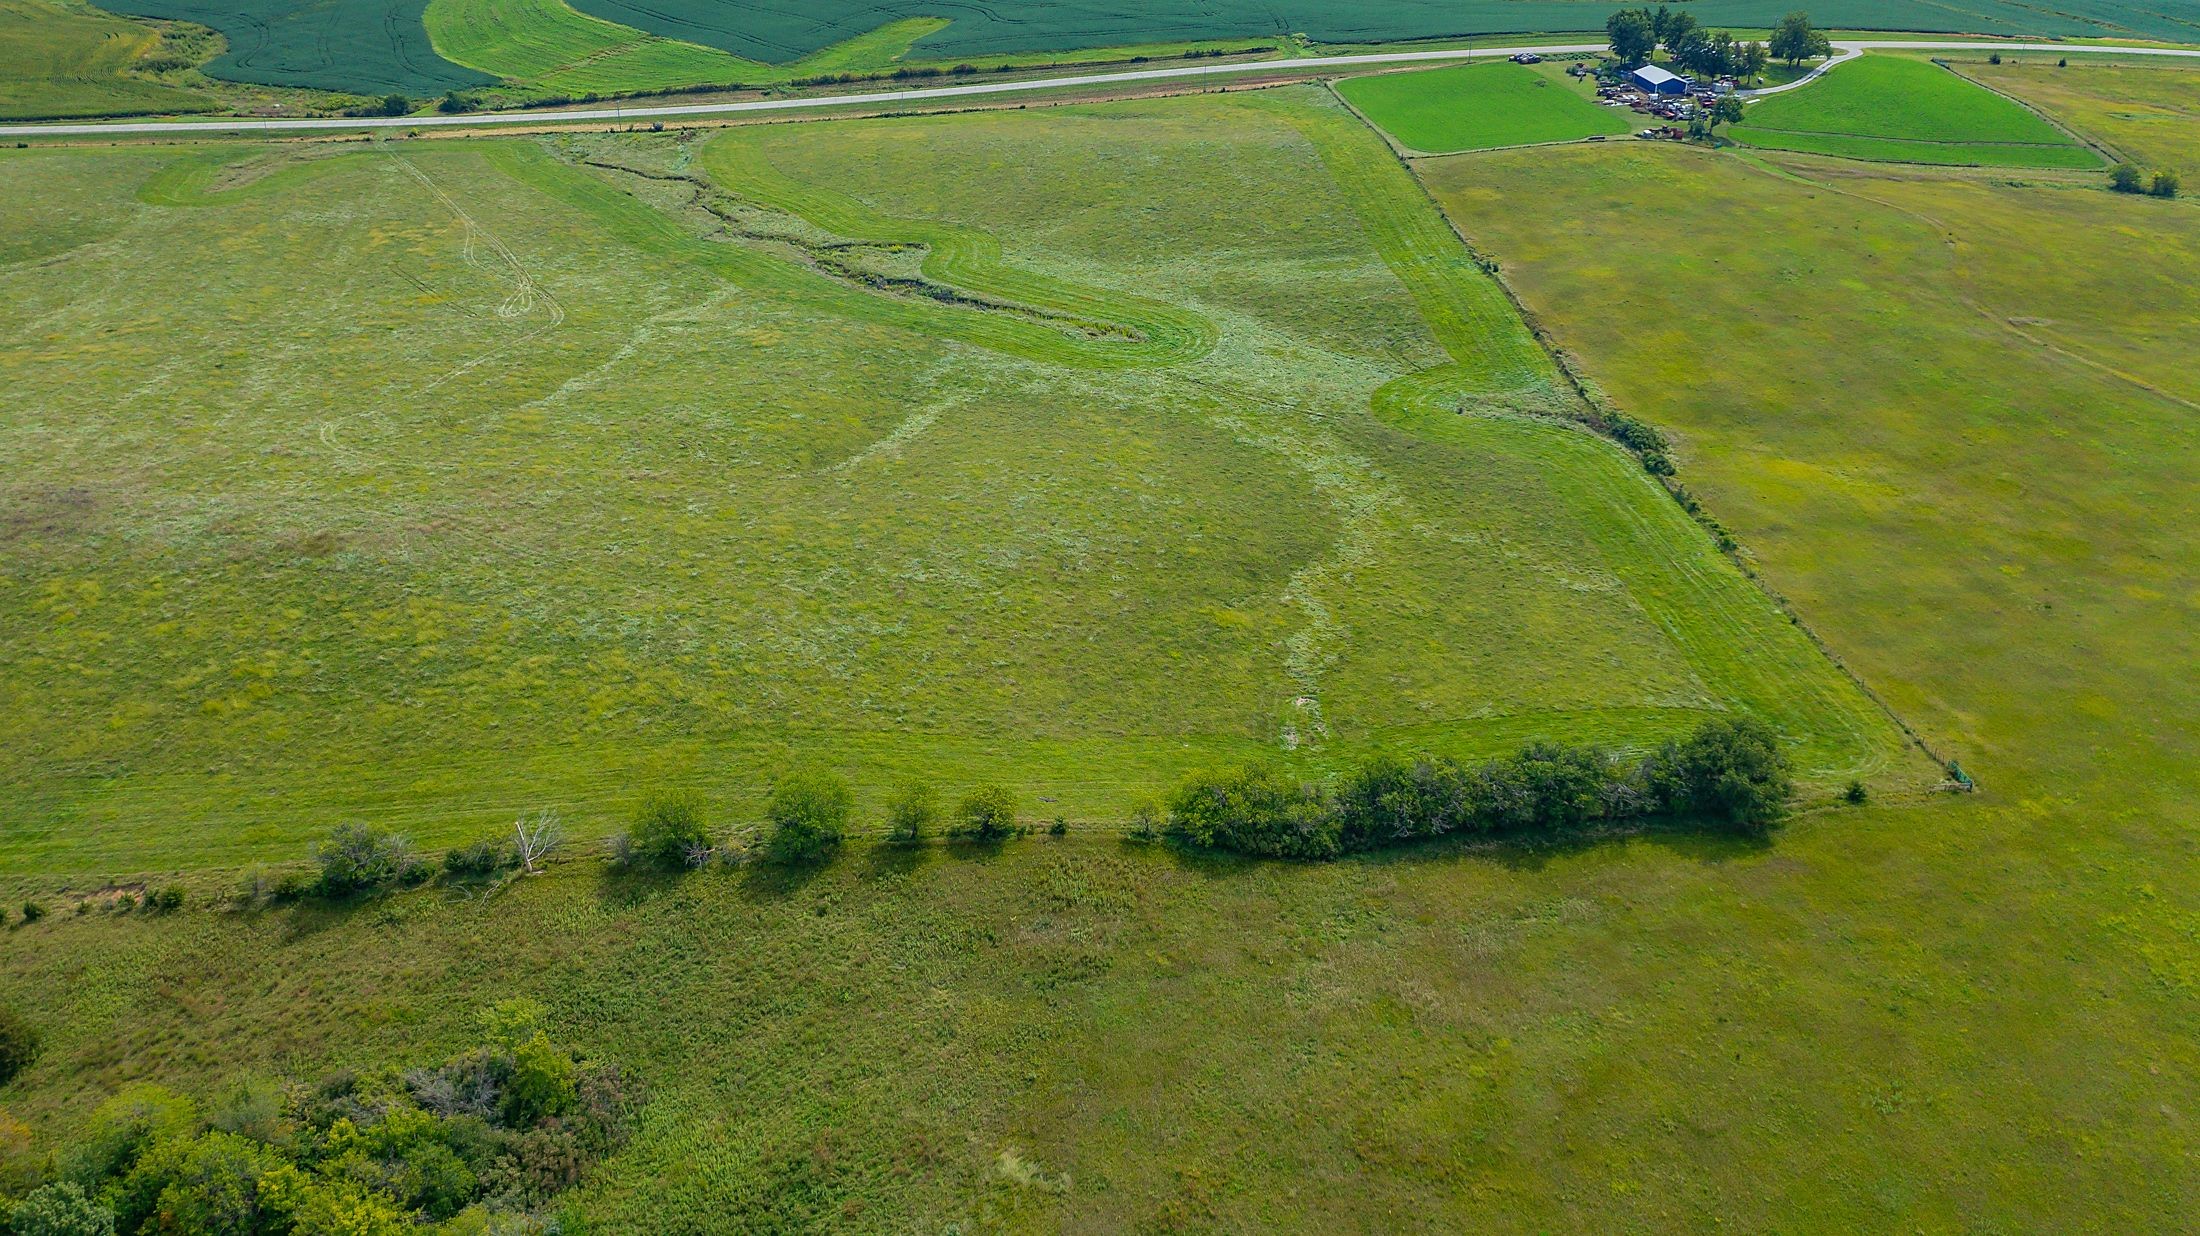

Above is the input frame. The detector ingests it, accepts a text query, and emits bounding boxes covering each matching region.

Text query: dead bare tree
[513,809,565,874]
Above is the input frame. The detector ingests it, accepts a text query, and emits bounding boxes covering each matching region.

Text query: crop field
[1969,57,2200,173]
[1730,53,2102,167]
[95,0,492,93]
[27,0,2200,104]
[0,0,213,118]
[1338,61,1629,153]
[0,87,1928,875]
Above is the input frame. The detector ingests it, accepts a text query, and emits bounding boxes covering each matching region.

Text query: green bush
[0,1007,39,1086]
[631,791,710,868]
[2151,169,2181,199]
[1126,798,1164,842]
[64,1084,197,1187]
[442,837,510,877]
[883,781,938,844]
[312,823,427,896]
[1650,716,1794,835]
[2109,164,2144,193]
[1167,764,1340,859]
[1843,779,1869,805]
[950,785,1019,842]
[6,1182,115,1236]
[504,1032,578,1125]
[146,885,184,912]
[763,769,852,865]
[19,899,43,922]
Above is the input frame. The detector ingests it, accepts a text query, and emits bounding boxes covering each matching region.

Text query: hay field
[0,87,1920,874]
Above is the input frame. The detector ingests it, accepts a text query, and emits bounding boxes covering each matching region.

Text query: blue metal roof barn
[1631,65,1687,94]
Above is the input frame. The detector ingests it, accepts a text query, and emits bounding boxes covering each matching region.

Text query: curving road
[3,39,2196,138]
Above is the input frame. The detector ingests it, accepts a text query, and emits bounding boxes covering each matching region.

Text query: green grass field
[0,88,1923,875]
[1732,53,2103,167]
[0,0,214,118]
[1970,57,2200,173]
[4,53,2200,1236]
[1337,61,1629,154]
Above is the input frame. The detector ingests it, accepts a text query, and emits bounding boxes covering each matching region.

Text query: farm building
[1630,65,1687,95]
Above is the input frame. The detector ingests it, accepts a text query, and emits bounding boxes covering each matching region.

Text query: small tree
[631,791,709,868]
[883,782,937,845]
[2150,169,2181,198]
[1769,11,1830,67]
[763,769,851,864]
[951,785,1019,842]
[312,823,423,895]
[378,93,410,116]
[0,1007,39,1086]
[1670,716,1793,835]
[1737,40,1770,83]
[1842,779,1869,805]
[2109,164,2145,193]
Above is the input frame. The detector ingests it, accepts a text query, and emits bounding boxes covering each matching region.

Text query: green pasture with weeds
[1969,57,2200,173]
[0,87,1922,875]
[1337,60,1629,153]
[1731,52,2100,166]
[3,48,2199,1236]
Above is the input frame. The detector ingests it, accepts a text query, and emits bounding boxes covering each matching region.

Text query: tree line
[1164,716,1795,860]
[1607,7,1830,78]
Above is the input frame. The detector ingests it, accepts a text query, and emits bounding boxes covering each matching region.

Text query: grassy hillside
[1338,61,1629,153]
[0,0,214,118]
[0,89,1918,875]
[1732,53,2101,167]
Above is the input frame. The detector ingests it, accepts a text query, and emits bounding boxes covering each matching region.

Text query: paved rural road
[4,39,2197,137]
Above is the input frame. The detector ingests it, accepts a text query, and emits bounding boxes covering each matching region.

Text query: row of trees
[617,773,1030,870]
[0,1001,634,1235]
[1608,8,1827,76]
[1165,717,1794,860]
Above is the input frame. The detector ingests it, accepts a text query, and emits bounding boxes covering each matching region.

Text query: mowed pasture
[1338,61,1629,154]
[1731,53,2101,168]
[0,0,213,118]
[0,87,1922,875]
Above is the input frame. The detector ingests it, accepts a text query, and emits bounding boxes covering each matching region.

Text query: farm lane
[7,39,2198,137]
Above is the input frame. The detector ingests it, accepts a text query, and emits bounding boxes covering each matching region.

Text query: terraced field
[1731,53,2101,167]
[0,87,1923,874]
[1338,61,1629,154]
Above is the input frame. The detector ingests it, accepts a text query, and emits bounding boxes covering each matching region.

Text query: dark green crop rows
[84,0,2200,97]
[564,0,2197,63]
[100,0,492,94]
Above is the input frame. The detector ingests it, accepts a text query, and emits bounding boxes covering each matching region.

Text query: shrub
[763,768,852,865]
[630,791,709,868]
[2150,169,2181,199]
[2109,164,2144,193]
[64,1084,197,1187]
[951,785,1019,842]
[20,899,43,922]
[147,885,184,912]
[1843,779,1869,805]
[313,823,425,896]
[1048,817,1069,837]
[1334,754,1468,850]
[269,871,310,902]
[504,1032,577,1125]
[1126,799,1163,843]
[0,1007,39,1086]
[110,1130,289,1236]
[6,1182,115,1236]
[442,837,509,878]
[1167,764,1339,859]
[884,781,938,844]
[437,90,475,114]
